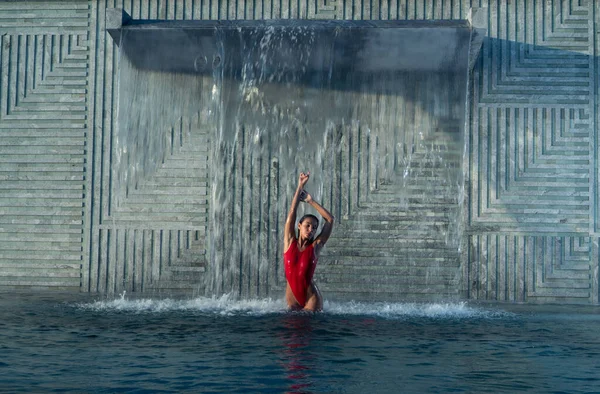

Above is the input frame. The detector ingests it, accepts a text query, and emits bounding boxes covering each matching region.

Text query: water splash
[76,293,511,320]
[76,293,284,316]
[324,300,513,319]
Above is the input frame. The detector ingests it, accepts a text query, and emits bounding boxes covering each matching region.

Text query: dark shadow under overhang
[106,9,486,80]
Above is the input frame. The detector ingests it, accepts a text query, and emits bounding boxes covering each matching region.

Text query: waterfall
[112,20,472,301]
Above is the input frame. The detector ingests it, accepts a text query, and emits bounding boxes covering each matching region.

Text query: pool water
[1,293,599,393]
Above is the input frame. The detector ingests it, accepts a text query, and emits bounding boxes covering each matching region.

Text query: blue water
[1,293,599,393]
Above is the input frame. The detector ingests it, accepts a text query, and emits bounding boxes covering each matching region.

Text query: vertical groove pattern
[0,0,598,304]
[0,2,89,290]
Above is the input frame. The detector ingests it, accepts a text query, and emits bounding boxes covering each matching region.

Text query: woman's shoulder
[284,238,297,254]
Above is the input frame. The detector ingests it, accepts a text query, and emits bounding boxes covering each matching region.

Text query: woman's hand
[298,171,310,189]
[303,191,313,204]
[298,189,313,203]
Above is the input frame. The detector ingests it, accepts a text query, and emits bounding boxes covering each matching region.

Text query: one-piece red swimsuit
[284,241,317,307]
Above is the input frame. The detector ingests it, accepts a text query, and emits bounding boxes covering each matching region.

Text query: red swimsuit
[284,242,317,307]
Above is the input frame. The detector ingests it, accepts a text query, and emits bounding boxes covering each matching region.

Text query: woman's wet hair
[299,214,319,228]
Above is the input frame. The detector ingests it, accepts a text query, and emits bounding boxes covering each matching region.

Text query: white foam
[76,293,285,316]
[324,300,510,319]
[76,293,510,319]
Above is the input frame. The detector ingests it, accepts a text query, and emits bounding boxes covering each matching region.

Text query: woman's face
[298,218,318,240]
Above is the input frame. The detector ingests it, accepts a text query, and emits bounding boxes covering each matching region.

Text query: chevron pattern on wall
[469,107,590,233]
[0,0,598,304]
[465,0,598,302]
[0,2,89,290]
[477,1,590,105]
[469,235,594,303]
[91,111,210,294]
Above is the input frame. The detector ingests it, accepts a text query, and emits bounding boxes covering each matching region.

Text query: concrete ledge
[106,8,132,45]
[105,13,473,75]
[467,7,487,71]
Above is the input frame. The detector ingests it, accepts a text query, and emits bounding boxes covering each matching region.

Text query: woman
[283,171,334,312]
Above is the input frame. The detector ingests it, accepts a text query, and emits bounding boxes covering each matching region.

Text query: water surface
[1,293,599,393]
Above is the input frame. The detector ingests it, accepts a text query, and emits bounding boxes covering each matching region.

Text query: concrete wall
[0,0,598,304]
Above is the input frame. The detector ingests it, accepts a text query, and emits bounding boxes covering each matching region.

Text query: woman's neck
[298,237,311,248]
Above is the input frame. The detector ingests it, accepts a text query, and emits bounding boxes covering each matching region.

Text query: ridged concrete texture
[0,0,598,305]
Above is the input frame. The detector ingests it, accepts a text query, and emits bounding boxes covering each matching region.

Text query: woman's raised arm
[303,192,334,255]
[284,172,310,252]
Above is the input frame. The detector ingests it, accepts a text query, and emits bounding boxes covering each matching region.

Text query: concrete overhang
[106,8,486,78]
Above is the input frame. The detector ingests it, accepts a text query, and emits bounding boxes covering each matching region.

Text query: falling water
[113,21,472,302]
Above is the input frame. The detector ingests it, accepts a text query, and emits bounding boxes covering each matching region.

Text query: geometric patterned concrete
[468,235,596,303]
[0,0,599,304]
[466,0,599,303]
[92,112,209,293]
[0,2,89,290]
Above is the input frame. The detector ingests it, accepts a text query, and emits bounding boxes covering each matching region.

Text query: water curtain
[108,11,483,301]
